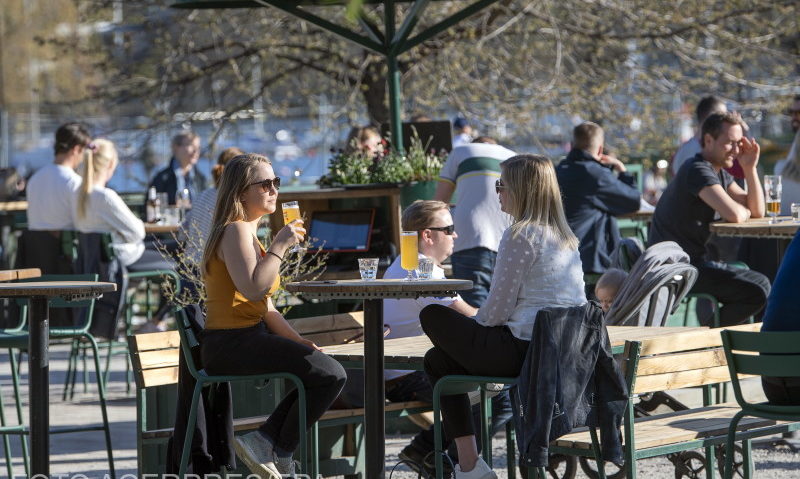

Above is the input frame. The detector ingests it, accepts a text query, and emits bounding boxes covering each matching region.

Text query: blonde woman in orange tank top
[200,154,346,479]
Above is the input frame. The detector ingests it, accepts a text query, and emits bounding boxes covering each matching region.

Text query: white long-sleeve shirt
[73,187,146,266]
[26,164,82,230]
[474,224,586,340]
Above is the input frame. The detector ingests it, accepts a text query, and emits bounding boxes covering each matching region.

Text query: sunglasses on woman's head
[426,225,455,235]
[247,177,281,192]
[495,179,507,194]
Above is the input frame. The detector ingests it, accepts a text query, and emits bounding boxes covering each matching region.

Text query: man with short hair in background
[27,122,92,231]
[16,122,92,327]
[673,95,728,175]
[556,122,641,278]
[649,112,770,326]
[148,130,208,205]
[433,138,516,307]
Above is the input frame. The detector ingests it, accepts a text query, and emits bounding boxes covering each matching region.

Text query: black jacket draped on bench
[514,302,628,467]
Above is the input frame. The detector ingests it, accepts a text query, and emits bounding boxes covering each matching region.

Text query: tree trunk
[360,60,389,127]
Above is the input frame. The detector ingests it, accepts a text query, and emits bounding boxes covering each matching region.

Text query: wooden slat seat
[555,403,784,451]
[141,400,432,440]
[548,323,799,479]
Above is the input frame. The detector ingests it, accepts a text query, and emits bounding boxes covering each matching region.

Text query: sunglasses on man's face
[495,179,507,194]
[426,224,455,235]
[247,177,281,192]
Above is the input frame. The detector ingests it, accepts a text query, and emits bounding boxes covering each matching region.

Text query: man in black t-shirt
[649,112,770,326]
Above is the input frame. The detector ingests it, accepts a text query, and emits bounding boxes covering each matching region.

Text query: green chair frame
[431,375,550,479]
[65,232,181,399]
[0,273,115,479]
[174,307,320,477]
[721,330,800,479]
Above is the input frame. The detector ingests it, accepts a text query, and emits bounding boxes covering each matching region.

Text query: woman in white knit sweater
[420,154,586,479]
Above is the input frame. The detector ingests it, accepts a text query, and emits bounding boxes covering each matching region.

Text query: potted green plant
[318,130,446,208]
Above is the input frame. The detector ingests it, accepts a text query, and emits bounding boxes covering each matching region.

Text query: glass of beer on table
[281,201,303,252]
[400,231,419,281]
[764,175,782,224]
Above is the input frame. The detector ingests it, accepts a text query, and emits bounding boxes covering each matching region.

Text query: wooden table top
[286,278,472,300]
[145,223,180,234]
[0,268,41,282]
[710,217,799,239]
[0,201,28,212]
[322,325,708,364]
[0,281,116,300]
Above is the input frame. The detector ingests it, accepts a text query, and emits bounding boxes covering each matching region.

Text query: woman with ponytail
[74,139,158,268]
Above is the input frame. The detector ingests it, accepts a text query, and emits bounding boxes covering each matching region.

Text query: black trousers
[762,377,800,406]
[691,261,770,326]
[420,304,529,440]
[200,323,347,453]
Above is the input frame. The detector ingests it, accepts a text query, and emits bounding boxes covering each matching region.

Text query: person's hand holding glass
[764,175,782,224]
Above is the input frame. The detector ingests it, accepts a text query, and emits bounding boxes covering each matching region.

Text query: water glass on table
[358,258,379,281]
[792,203,800,223]
[764,175,782,224]
[417,257,434,280]
[163,206,181,225]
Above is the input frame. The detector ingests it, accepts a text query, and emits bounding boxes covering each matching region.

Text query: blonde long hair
[202,153,271,275]
[77,139,118,219]
[780,129,800,183]
[501,154,579,250]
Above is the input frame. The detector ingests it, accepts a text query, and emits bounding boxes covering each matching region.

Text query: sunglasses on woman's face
[247,177,281,192]
[426,224,456,235]
[495,179,507,194]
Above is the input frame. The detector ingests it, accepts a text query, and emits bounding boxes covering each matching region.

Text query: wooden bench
[127,312,433,477]
[550,323,800,479]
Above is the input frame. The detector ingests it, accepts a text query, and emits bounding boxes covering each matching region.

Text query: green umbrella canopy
[171,0,502,151]
[172,0,423,6]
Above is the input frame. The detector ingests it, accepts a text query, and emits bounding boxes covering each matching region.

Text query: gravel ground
[1,344,799,478]
[383,433,800,478]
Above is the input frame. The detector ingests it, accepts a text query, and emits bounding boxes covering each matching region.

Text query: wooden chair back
[128,330,180,390]
[628,323,760,396]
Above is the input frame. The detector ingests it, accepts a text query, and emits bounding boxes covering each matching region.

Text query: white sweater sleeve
[474,227,539,327]
[97,189,146,244]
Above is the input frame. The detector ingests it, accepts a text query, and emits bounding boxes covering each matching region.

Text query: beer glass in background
[281,201,303,253]
[764,175,782,224]
[400,231,419,281]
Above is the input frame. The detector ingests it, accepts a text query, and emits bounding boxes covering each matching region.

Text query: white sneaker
[455,457,497,479]
[274,455,298,477]
[233,431,282,479]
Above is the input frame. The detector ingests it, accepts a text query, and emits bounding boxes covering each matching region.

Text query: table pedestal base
[29,297,50,477]
[363,298,385,479]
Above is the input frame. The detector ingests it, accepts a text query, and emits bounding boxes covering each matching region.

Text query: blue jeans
[450,247,497,308]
